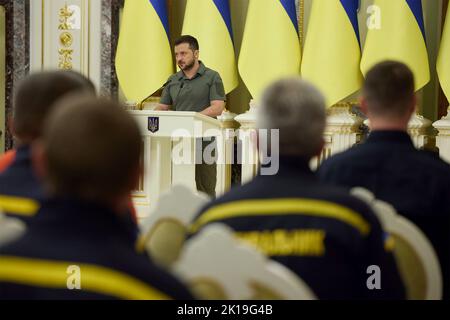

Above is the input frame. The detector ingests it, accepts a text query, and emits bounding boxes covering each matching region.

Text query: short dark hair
[13,71,96,141]
[363,61,415,117]
[174,35,199,51]
[43,96,142,203]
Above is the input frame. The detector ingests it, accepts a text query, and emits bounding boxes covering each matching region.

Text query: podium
[129,110,225,218]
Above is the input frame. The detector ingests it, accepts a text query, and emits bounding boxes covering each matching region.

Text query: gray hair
[257,77,326,158]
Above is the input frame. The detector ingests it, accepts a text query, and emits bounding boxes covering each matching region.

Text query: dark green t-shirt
[160,62,226,112]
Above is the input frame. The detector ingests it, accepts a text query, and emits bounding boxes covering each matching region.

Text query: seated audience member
[318,61,450,299]
[0,71,96,220]
[0,97,193,300]
[190,78,405,300]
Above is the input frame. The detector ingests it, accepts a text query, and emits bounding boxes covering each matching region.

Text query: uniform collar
[35,197,138,241]
[366,130,414,146]
[261,155,314,178]
[178,61,206,80]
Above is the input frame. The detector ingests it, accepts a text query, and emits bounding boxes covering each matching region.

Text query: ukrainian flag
[115,0,173,103]
[360,0,430,91]
[182,0,238,94]
[437,4,450,101]
[301,0,362,107]
[238,0,301,100]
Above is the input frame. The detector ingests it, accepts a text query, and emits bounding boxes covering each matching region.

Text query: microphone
[137,79,172,110]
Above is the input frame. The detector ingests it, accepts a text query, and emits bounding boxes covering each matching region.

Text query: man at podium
[156,35,226,197]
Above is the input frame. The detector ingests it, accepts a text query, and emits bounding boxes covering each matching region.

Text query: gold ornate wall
[30,0,103,90]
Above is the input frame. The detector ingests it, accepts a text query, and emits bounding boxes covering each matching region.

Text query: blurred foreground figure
[0,97,193,300]
[319,61,450,299]
[0,71,95,221]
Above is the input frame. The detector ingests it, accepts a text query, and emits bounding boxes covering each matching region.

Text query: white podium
[129,110,224,218]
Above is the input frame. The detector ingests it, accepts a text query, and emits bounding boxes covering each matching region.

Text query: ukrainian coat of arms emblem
[148,117,159,133]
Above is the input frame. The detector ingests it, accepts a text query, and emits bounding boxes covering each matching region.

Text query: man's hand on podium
[200,100,225,117]
[155,104,170,111]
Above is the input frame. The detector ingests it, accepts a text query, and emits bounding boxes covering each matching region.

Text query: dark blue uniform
[191,156,405,300]
[318,130,450,299]
[0,145,43,221]
[0,198,194,300]
[0,145,139,239]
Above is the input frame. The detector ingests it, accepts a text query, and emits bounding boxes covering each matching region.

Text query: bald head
[13,71,96,142]
[40,97,141,204]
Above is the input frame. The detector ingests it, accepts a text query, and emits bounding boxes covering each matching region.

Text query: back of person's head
[362,61,416,119]
[257,77,326,158]
[39,96,141,206]
[13,70,96,142]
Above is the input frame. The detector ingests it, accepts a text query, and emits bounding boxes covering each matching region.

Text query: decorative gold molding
[58,3,74,30]
[59,31,73,47]
[58,48,73,69]
[58,3,74,70]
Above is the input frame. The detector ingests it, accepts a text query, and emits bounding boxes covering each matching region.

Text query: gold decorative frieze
[58,3,74,70]
[59,32,73,47]
[58,48,74,69]
[58,3,74,30]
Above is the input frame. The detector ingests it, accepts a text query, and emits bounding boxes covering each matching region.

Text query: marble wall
[2,0,122,150]
[0,0,29,150]
[100,0,122,99]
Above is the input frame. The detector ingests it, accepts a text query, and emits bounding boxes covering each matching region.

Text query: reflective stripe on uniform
[0,256,171,300]
[190,198,371,236]
[0,195,40,217]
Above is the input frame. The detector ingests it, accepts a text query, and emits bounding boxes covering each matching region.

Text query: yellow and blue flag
[238,0,301,100]
[437,4,450,101]
[182,0,238,94]
[360,0,430,91]
[301,0,362,107]
[115,0,173,102]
